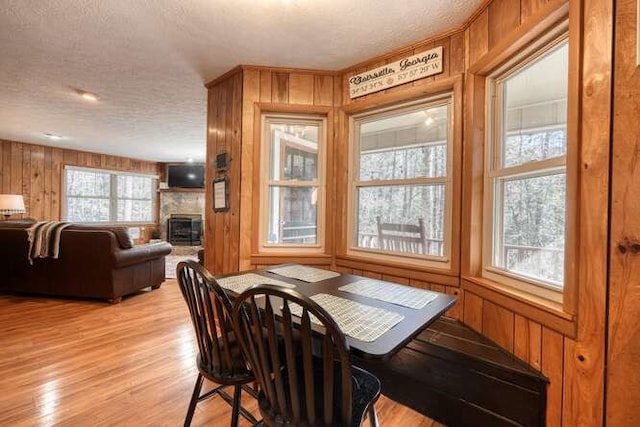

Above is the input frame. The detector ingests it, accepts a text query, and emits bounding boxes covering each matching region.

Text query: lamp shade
[0,194,26,215]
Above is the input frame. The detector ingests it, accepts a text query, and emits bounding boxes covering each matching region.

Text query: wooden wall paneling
[482,300,514,352]
[528,321,542,371]
[460,74,486,277]
[606,0,640,423]
[48,147,62,221]
[324,79,337,262]
[213,84,227,274]
[541,327,564,427]
[222,79,233,274]
[30,145,45,220]
[381,274,410,286]
[435,38,451,82]
[229,72,243,273]
[10,142,23,202]
[333,266,353,275]
[409,278,430,290]
[431,284,445,294]
[259,70,272,102]
[2,142,10,192]
[271,72,289,103]
[288,73,314,105]
[21,144,31,216]
[239,69,261,271]
[445,286,463,320]
[91,153,101,168]
[487,0,521,49]
[204,85,217,272]
[514,314,529,361]
[468,8,489,65]
[463,291,483,332]
[63,150,78,165]
[514,315,543,371]
[449,32,465,75]
[0,140,158,223]
[561,0,610,424]
[43,148,52,220]
[313,75,333,106]
[521,0,551,22]
[0,142,4,192]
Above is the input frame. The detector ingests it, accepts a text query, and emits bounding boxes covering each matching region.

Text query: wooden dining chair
[232,284,381,427]
[376,216,426,255]
[177,260,259,427]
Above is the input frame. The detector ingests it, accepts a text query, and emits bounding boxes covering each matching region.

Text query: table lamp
[0,194,26,220]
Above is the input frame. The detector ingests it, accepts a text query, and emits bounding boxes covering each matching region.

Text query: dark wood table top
[217,264,457,360]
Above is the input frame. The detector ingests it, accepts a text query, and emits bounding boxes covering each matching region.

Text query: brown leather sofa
[0,221,172,303]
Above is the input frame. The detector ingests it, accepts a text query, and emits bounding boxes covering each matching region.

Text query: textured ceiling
[0,0,484,163]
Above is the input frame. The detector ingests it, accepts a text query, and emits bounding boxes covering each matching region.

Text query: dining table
[215,263,457,359]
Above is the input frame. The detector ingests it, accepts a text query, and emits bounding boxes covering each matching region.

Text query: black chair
[232,285,381,427]
[177,260,259,427]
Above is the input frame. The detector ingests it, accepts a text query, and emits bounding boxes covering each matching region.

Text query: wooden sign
[349,46,443,99]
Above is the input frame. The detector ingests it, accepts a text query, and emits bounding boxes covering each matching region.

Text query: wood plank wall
[336,1,609,426]
[204,70,243,274]
[239,67,338,272]
[203,0,618,424]
[607,0,640,423]
[0,139,160,241]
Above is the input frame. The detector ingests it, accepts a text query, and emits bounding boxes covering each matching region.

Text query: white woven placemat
[288,293,404,342]
[339,279,438,310]
[216,273,295,295]
[268,265,341,283]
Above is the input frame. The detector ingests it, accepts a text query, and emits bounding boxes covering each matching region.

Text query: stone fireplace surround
[159,190,205,243]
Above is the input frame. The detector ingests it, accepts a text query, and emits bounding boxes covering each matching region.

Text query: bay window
[348,95,453,265]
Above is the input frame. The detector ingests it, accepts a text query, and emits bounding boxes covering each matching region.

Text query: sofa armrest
[112,242,172,268]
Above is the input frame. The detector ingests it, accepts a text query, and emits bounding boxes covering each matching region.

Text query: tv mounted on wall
[167,164,205,188]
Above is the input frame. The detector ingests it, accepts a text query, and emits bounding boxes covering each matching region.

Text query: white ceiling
[0,0,484,163]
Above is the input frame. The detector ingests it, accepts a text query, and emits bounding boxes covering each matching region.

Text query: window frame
[344,92,461,271]
[481,31,571,303]
[257,112,328,254]
[62,165,157,224]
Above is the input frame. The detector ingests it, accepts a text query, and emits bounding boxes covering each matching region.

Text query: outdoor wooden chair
[376,216,426,255]
[232,284,381,427]
[177,260,259,427]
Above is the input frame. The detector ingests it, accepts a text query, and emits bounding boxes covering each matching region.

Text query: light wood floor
[0,280,441,426]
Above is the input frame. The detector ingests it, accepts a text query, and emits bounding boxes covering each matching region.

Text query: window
[64,166,156,223]
[485,36,568,294]
[260,114,326,250]
[348,96,453,264]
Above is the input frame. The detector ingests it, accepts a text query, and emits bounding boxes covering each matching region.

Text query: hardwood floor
[0,281,441,426]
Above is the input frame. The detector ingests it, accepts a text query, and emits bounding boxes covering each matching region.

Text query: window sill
[335,254,459,286]
[462,275,576,337]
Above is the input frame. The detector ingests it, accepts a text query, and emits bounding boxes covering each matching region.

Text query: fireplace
[168,214,202,246]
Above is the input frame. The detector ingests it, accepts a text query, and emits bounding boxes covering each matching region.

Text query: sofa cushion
[68,224,134,249]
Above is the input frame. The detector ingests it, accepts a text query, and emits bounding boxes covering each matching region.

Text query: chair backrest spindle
[233,285,354,426]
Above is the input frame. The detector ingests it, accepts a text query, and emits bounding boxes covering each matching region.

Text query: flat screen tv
[167,164,205,188]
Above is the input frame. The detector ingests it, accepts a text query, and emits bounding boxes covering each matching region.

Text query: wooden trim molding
[336,75,463,285]
[335,255,460,287]
[251,103,334,259]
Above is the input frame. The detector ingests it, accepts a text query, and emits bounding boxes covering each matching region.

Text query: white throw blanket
[26,221,73,263]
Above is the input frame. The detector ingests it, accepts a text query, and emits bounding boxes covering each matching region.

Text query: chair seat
[258,357,381,427]
[196,333,254,384]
